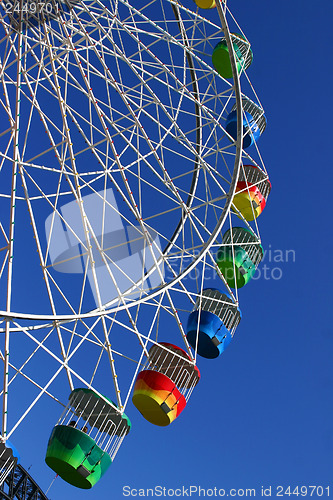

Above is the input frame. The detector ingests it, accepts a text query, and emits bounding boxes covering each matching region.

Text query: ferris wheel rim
[0,0,270,464]
[0,0,244,323]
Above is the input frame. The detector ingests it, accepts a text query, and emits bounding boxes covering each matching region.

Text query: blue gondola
[225,98,266,149]
[0,440,20,485]
[186,288,241,359]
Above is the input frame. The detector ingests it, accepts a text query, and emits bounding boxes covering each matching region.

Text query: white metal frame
[0,0,268,449]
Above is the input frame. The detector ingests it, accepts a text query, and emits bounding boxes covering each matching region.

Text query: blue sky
[2,0,333,498]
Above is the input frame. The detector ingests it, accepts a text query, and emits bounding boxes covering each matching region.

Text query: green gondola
[45,388,131,489]
[212,33,253,79]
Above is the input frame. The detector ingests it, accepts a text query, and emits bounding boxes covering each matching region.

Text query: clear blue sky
[4,0,333,498]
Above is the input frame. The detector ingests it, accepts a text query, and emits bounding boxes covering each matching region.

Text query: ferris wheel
[0,0,270,490]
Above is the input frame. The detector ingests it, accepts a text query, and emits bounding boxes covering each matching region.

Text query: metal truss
[0,464,48,500]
